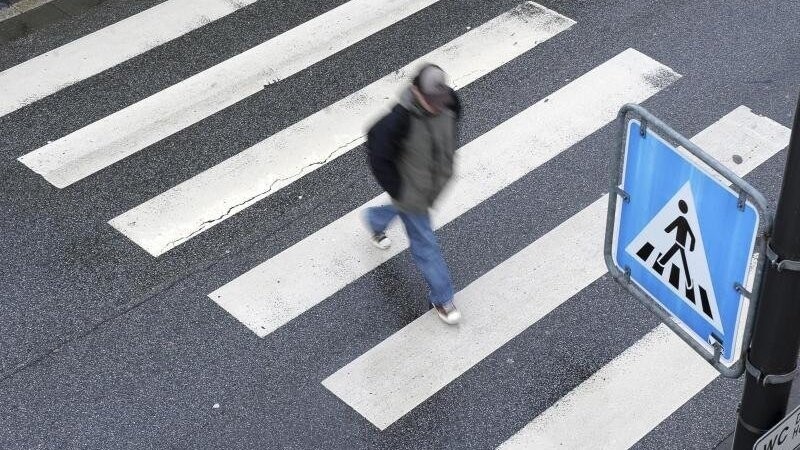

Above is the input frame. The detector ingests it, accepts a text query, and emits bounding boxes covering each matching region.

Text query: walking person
[364,64,462,324]
[653,199,696,289]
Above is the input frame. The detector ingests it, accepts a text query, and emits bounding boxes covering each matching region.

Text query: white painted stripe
[496,325,718,450]
[17,0,446,188]
[321,107,790,430]
[110,2,576,257]
[208,49,681,338]
[0,0,260,118]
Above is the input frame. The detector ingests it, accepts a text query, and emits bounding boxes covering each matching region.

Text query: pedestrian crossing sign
[606,106,768,377]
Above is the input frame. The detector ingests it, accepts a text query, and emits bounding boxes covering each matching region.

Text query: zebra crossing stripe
[208,49,680,338]
[0,0,262,119]
[16,0,448,188]
[321,107,791,431]
[109,2,576,257]
[495,325,718,450]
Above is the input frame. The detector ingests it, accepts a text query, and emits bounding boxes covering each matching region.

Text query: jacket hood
[398,87,423,114]
[399,86,462,119]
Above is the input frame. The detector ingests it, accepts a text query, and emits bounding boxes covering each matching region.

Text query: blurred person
[364,63,462,325]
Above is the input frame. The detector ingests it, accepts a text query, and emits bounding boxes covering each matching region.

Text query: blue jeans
[366,204,454,306]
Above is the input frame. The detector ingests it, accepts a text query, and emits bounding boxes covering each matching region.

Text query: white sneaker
[370,232,391,250]
[433,301,460,325]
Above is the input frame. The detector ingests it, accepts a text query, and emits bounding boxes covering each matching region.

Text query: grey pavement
[0,0,108,43]
[0,0,799,448]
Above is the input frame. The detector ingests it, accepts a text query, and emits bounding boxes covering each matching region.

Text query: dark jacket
[367,87,461,213]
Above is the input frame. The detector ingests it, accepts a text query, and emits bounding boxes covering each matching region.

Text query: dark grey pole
[733,93,800,449]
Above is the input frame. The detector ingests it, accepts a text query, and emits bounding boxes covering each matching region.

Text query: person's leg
[398,211,455,306]
[364,204,398,250]
[677,247,693,288]
[365,204,398,234]
[657,244,680,266]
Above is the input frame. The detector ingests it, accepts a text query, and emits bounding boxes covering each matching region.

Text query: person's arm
[367,105,410,199]
[664,218,679,234]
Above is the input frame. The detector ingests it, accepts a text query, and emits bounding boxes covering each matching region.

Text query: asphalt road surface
[1,0,799,448]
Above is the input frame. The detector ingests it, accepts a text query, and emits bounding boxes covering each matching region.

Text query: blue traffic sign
[609,115,762,371]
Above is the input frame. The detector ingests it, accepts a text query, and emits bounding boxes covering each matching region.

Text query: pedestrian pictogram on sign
[627,183,722,331]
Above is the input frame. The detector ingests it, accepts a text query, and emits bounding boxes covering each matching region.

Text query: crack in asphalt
[159,134,366,255]
[0,262,195,383]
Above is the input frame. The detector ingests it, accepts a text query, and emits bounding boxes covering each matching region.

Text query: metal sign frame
[604,104,771,378]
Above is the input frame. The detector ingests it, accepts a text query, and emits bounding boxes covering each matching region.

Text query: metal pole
[733,93,800,449]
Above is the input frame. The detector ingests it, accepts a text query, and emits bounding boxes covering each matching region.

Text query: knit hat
[414,64,451,110]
